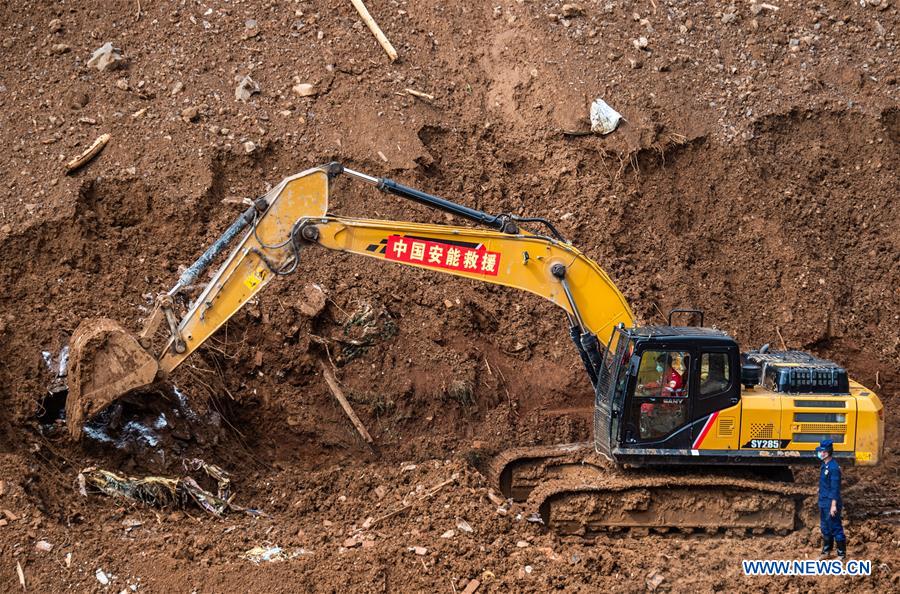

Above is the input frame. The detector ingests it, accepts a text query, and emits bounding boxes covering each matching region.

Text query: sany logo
[386,235,500,276]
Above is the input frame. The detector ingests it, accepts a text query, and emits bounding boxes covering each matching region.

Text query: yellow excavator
[66,163,884,535]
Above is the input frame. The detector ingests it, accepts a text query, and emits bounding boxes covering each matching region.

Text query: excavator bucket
[65,318,159,439]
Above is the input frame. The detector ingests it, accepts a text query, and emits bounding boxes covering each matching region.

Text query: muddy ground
[0,0,898,592]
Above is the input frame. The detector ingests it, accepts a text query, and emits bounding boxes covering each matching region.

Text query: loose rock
[35,540,53,552]
[646,571,665,590]
[297,284,326,317]
[560,3,583,17]
[181,106,200,122]
[235,75,260,101]
[49,18,63,33]
[87,42,124,71]
[242,19,260,40]
[292,83,317,97]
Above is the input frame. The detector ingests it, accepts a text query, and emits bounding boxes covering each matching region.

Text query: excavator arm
[66,164,634,437]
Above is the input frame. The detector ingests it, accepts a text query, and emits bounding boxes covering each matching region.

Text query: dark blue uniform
[818,457,845,542]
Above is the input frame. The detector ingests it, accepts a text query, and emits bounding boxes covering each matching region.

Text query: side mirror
[628,354,641,376]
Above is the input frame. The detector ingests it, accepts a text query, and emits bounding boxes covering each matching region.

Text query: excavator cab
[593,323,741,464]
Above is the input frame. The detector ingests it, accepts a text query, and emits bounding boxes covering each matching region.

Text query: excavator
[65,163,884,536]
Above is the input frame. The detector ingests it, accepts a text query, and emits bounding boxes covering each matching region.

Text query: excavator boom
[67,164,633,437]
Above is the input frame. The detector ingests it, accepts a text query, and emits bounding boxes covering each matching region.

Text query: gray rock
[235,75,260,101]
[242,18,259,40]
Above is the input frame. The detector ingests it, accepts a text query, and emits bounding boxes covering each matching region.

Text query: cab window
[633,350,690,442]
[700,352,731,397]
[636,350,688,398]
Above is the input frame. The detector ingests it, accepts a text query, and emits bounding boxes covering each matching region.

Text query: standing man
[816,439,846,559]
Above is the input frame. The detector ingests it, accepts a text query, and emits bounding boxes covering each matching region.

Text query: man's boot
[836,539,846,560]
[818,537,834,559]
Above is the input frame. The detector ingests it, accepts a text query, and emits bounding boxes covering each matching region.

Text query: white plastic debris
[455,518,473,533]
[526,512,544,524]
[240,545,310,563]
[589,98,623,135]
[95,568,110,585]
[241,546,283,563]
[35,540,53,552]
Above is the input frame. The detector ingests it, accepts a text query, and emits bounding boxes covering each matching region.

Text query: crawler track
[486,444,815,536]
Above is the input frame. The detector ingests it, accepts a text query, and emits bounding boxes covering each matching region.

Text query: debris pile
[77,460,261,517]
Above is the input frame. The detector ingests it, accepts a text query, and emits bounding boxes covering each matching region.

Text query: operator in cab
[816,439,846,560]
[638,353,684,397]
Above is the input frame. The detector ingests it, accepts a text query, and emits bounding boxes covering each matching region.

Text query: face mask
[816,451,827,460]
[656,364,664,373]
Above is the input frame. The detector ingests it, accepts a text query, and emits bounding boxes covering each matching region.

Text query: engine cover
[742,351,850,395]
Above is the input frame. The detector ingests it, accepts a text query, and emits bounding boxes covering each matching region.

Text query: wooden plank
[319,360,376,447]
[349,0,398,61]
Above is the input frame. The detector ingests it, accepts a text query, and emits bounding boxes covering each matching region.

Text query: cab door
[691,347,740,449]
[621,346,695,449]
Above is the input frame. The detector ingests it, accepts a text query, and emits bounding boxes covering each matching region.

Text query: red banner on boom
[385,235,500,276]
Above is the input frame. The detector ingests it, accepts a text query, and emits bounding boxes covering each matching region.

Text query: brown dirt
[1,0,898,592]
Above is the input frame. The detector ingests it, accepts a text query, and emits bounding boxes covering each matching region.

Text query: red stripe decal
[692,411,719,450]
